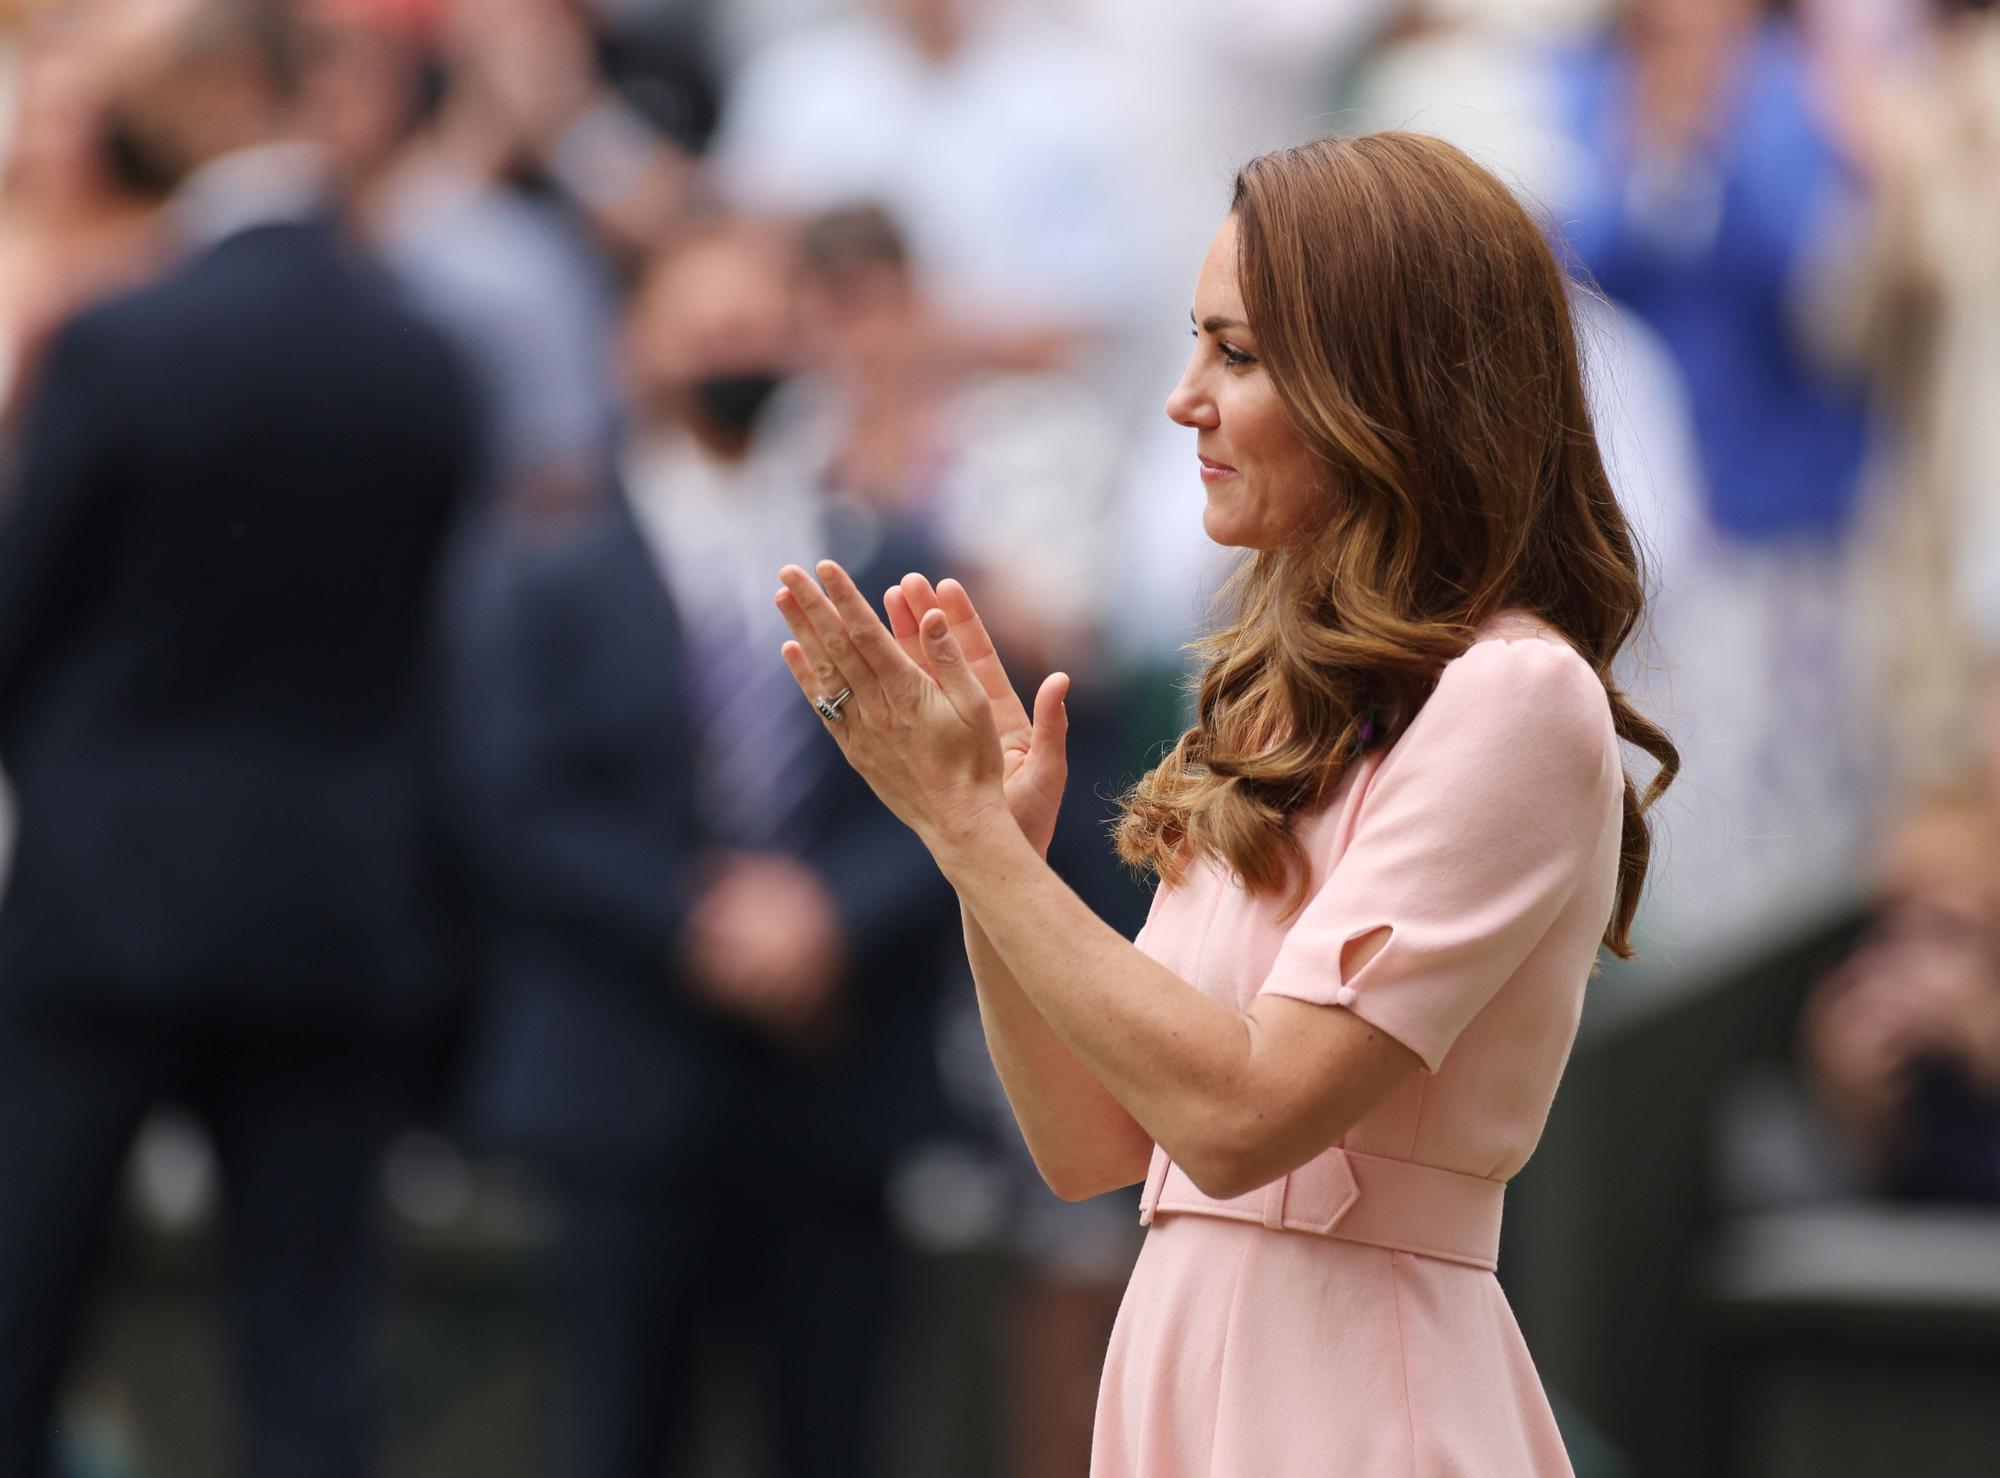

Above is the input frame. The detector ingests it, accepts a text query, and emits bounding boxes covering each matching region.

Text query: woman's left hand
[774,560,1008,850]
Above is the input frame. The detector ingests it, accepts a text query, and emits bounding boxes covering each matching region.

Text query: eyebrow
[1191,310,1248,333]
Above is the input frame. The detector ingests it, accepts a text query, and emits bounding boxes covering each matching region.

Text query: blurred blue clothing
[446,490,955,1477]
[450,493,956,1176]
[0,216,476,1030]
[1553,23,1870,545]
[0,156,477,1478]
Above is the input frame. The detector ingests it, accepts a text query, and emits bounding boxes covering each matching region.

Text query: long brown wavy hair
[1115,133,1680,959]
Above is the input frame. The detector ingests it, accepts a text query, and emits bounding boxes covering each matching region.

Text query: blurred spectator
[1074,0,1398,328]
[1799,783,2000,1201]
[0,1,477,1475]
[0,0,167,425]
[1537,0,1885,953]
[1084,0,1409,673]
[704,0,845,74]
[793,202,1123,669]
[712,0,1136,374]
[1820,0,2000,802]
[1336,11,1745,956]
[452,216,955,1478]
[301,0,624,525]
[790,200,1151,1478]
[446,0,702,265]
[1549,0,1870,546]
[592,0,723,156]
[1344,2,1601,203]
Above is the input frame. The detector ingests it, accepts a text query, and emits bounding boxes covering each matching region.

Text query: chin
[1200,496,1239,547]
[1200,502,1267,552]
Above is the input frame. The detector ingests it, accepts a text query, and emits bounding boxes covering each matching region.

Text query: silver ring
[814,686,854,723]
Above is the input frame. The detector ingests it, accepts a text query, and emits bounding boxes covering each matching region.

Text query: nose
[1165,355,1217,431]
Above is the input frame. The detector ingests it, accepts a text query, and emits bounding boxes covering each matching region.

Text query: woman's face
[1166,214,1326,552]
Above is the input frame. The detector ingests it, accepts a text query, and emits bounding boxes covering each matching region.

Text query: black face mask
[689,371,785,439]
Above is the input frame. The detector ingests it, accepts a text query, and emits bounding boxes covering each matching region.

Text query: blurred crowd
[0,0,1997,1475]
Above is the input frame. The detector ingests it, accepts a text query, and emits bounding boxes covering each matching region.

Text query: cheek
[1226,386,1301,482]
[1221,377,1283,465]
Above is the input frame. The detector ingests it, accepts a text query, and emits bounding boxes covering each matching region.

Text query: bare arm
[942,818,1419,1203]
[777,562,1424,1203]
[882,575,1150,1198]
[961,898,1156,1199]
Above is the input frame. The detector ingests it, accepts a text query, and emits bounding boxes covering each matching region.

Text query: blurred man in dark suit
[0,0,478,1473]
[452,219,954,1478]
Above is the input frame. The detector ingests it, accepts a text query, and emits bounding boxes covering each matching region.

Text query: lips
[1198,454,1238,482]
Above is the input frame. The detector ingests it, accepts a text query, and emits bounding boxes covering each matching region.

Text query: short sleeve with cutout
[1256,635,1616,1074]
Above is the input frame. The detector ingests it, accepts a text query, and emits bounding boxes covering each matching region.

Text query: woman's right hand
[884,573,1070,858]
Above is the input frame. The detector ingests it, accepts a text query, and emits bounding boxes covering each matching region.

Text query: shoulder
[40,271,164,375]
[1435,623,1607,726]
[1386,621,1613,789]
[27,302,114,393]
[102,228,449,366]
[17,290,157,428]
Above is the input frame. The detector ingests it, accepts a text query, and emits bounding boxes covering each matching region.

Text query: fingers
[885,586,918,642]
[935,578,995,656]
[1032,671,1071,751]
[935,578,1026,716]
[899,571,942,624]
[890,572,942,672]
[814,559,927,707]
[778,564,887,714]
[775,585,864,712]
[884,583,930,674]
[918,606,993,731]
[778,638,849,742]
[1027,671,1071,783]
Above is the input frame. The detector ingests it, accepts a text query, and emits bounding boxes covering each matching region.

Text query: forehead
[1193,213,1244,314]
[641,234,790,321]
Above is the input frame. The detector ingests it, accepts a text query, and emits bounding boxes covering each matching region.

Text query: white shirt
[620,421,829,645]
[172,140,330,251]
[621,418,838,844]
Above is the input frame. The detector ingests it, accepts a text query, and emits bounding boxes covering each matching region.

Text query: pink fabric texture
[1092,611,1625,1477]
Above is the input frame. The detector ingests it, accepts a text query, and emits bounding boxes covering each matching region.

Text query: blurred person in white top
[299,0,623,527]
[791,201,1122,678]
[1071,0,1402,346]
[712,0,1136,378]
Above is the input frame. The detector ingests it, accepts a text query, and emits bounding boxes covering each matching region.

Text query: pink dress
[1092,611,1625,1477]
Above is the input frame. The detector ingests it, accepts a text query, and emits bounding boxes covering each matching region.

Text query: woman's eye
[1189,326,1256,367]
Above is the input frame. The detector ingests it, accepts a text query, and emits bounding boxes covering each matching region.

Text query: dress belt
[1137,1143,1506,1270]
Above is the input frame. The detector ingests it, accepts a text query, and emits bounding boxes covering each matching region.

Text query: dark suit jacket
[451,494,957,1179]
[0,220,478,1032]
